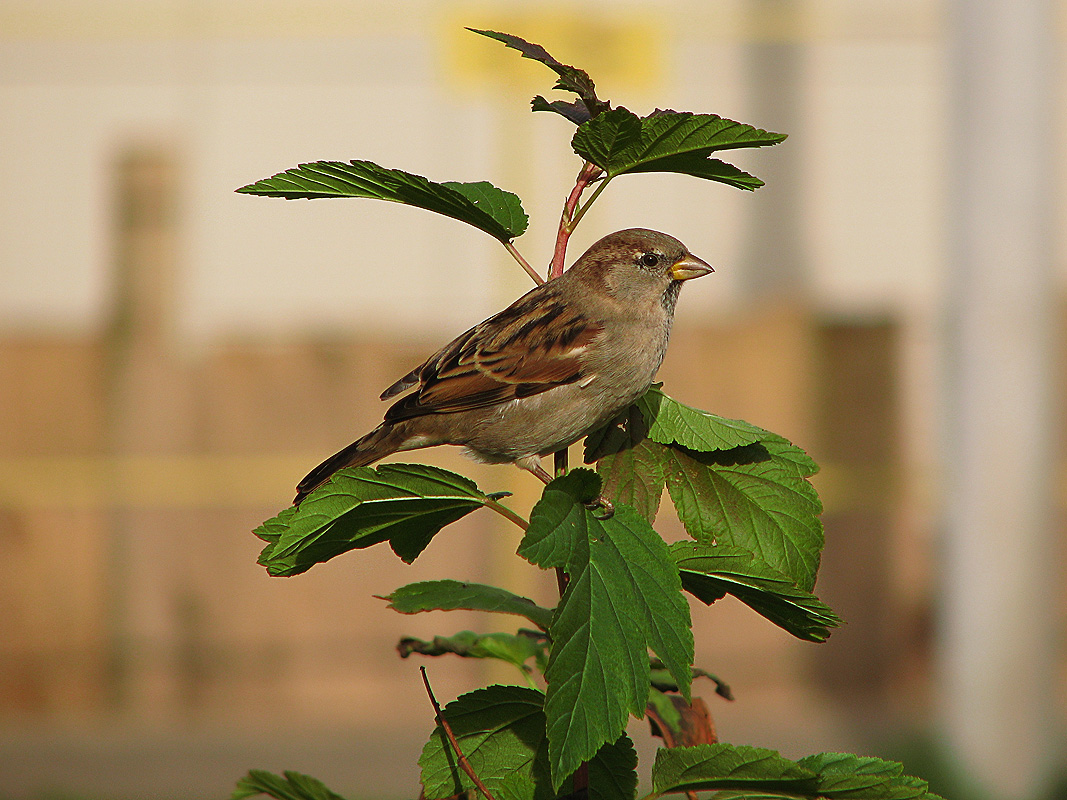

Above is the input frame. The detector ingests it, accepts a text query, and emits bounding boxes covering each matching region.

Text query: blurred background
[0,1,1064,798]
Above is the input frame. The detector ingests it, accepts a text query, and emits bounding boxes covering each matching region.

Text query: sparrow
[294,228,713,505]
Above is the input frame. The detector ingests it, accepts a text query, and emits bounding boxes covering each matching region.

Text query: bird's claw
[586,495,615,519]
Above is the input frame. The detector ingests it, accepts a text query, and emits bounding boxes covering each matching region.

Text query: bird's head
[568,228,713,310]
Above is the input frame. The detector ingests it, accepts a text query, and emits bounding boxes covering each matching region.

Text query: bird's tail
[294,424,407,505]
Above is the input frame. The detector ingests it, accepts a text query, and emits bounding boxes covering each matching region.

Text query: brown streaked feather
[380,365,421,400]
[382,292,602,423]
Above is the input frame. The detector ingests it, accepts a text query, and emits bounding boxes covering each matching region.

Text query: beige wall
[0,2,1063,798]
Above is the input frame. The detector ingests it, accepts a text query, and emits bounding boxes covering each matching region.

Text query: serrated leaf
[381,580,554,630]
[624,153,765,190]
[637,387,769,452]
[442,180,529,240]
[419,685,554,800]
[398,630,547,671]
[232,770,348,800]
[467,29,607,119]
[671,542,841,642]
[571,108,784,186]
[419,685,636,800]
[532,95,592,124]
[253,464,489,576]
[651,744,816,795]
[586,732,639,800]
[237,160,527,242]
[663,439,823,592]
[584,404,668,522]
[794,753,934,799]
[518,470,693,788]
[652,747,942,799]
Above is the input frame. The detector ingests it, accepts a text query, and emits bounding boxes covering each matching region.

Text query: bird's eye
[640,252,660,268]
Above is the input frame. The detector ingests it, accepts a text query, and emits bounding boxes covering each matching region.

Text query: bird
[293,228,713,506]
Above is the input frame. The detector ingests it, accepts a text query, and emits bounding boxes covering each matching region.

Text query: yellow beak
[670,253,714,281]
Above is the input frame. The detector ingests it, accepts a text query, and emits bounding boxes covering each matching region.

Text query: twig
[504,240,543,285]
[569,175,610,229]
[420,666,498,800]
[553,448,568,478]
[484,497,528,530]
[548,161,603,279]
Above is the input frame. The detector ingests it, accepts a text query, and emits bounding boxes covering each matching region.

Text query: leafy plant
[234,28,943,800]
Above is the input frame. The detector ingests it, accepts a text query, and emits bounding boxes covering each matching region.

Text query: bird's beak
[670,253,714,281]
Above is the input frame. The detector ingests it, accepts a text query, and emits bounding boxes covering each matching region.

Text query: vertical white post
[942,1,1057,797]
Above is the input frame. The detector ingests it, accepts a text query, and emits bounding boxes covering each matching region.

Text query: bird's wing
[382,292,601,422]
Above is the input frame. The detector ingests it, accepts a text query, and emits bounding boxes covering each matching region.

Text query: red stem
[548,161,603,279]
[420,667,498,800]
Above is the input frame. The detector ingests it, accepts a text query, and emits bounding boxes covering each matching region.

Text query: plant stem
[569,175,610,229]
[420,667,499,800]
[548,161,603,279]
[545,159,603,800]
[553,448,568,477]
[484,498,528,530]
[504,240,543,285]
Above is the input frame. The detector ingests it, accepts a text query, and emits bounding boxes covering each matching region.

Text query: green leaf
[232,770,348,800]
[467,28,607,120]
[586,732,639,800]
[584,404,668,522]
[419,685,554,800]
[671,542,842,642]
[651,747,943,799]
[443,180,529,240]
[637,387,772,452]
[651,744,816,795]
[518,470,693,788]
[663,438,823,592]
[625,153,766,190]
[237,160,528,242]
[398,630,547,671]
[419,685,636,800]
[794,753,936,799]
[584,389,825,593]
[381,580,554,630]
[572,108,785,187]
[253,464,490,576]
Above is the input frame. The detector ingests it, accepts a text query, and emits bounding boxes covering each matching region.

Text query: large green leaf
[584,389,824,592]
[518,470,693,788]
[583,404,667,522]
[253,464,491,576]
[381,580,554,630]
[571,108,785,189]
[793,753,942,799]
[663,438,823,592]
[419,685,636,800]
[650,746,944,799]
[625,152,767,189]
[651,744,815,795]
[671,542,841,642]
[232,770,348,800]
[637,387,770,452]
[237,160,528,242]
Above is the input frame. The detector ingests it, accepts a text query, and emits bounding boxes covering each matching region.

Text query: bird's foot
[517,456,555,485]
[586,495,614,519]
